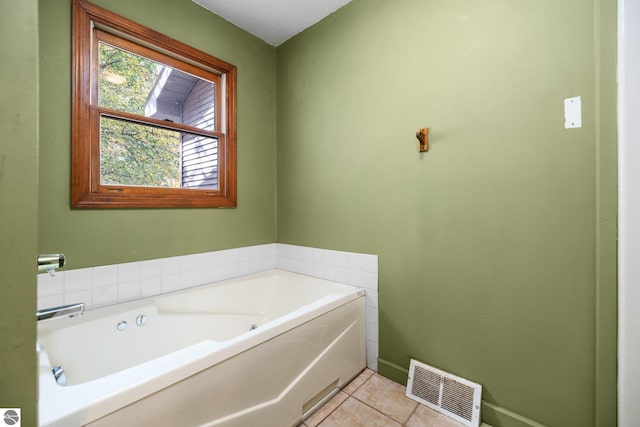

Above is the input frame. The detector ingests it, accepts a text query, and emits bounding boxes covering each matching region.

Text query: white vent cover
[406,359,482,427]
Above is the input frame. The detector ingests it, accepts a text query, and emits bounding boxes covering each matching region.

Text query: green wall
[0,1,39,425]
[39,0,277,269]
[276,0,617,426]
[594,1,618,426]
[23,0,617,425]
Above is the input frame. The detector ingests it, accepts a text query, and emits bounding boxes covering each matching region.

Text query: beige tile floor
[299,369,489,427]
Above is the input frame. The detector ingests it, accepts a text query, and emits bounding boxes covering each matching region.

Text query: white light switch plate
[564,96,582,129]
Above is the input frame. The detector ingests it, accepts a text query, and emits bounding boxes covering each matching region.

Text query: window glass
[98,42,216,131]
[99,117,219,189]
[72,0,236,208]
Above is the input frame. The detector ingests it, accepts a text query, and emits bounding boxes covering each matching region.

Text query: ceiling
[192,0,353,46]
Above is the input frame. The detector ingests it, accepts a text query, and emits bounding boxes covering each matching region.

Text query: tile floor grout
[349,389,412,426]
[403,402,421,426]
[299,368,471,427]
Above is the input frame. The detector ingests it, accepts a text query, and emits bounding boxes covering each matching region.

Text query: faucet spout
[36,303,85,321]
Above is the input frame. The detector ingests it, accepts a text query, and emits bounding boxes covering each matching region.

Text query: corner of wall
[594,0,618,425]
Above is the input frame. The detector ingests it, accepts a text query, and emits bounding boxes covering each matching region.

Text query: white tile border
[275,244,379,370]
[36,243,379,370]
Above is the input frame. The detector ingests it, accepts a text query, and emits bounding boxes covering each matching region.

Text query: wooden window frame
[71,0,237,208]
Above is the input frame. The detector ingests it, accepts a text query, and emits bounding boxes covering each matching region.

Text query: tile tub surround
[276,244,379,370]
[37,244,379,370]
[37,244,276,311]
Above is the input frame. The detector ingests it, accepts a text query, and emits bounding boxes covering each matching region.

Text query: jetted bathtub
[38,269,366,426]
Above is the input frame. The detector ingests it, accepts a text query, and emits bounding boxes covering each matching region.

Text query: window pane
[98,42,216,131]
[100,117,219,190]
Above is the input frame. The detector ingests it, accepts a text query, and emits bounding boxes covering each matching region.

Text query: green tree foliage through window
[98,42,181,188]
[99,118,181,187]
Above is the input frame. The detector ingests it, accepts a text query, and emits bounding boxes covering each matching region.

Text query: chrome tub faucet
[36,303,85,321]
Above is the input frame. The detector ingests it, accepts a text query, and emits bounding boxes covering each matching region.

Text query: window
[71,0,237,208]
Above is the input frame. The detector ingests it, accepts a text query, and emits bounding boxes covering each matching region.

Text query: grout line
[312,370,466,427]
[346,370,375,395]
[349,374,411,425]
[309,372,393,427]
[307,403,333,427]
[349,394,403,426]
[403,402,420,426]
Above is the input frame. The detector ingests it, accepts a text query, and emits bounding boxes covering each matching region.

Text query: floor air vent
[406,359,482,427]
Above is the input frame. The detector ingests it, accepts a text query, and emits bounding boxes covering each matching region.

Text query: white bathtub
[38,269,366,426]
